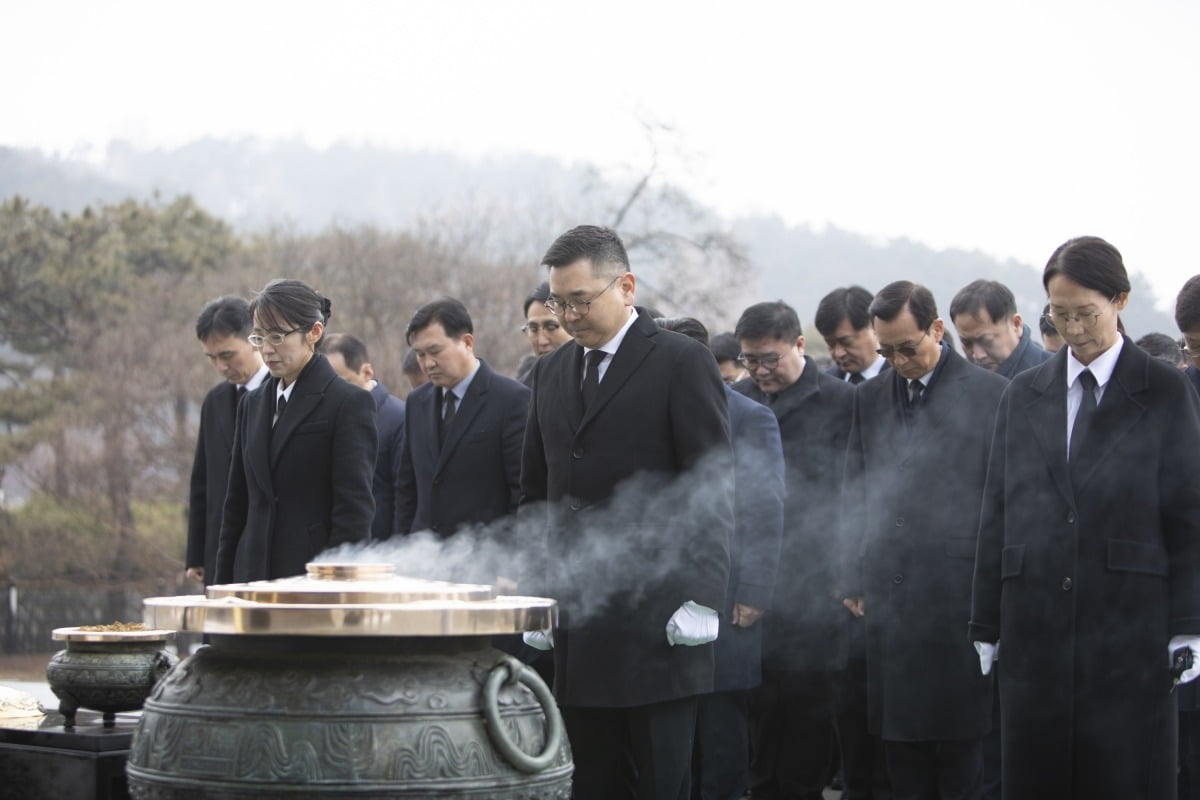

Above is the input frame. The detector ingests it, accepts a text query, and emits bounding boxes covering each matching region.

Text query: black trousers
[833,637,893,800]
[883,738,982,800]
[748,668,836,800]
[564,696,698,800]
[692,690,750,800]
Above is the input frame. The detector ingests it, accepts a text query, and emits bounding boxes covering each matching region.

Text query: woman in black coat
[214,279,377,583]
[970,236,1200,799]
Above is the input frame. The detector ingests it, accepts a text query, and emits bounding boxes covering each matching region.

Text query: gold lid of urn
[142,562,556,637]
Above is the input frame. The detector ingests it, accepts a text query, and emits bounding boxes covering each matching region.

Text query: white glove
[1169,635,1200,684]
[974,641,998,676]
[665,601,719,646]
[523,628,554,651]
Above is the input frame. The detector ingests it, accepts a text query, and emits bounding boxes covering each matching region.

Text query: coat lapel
[269,355,333,468]
[1070,338,1148,491]
[577,312,655,434]
[435,360,491,472]
[1024,349,1074,505]
[247,379,276,499]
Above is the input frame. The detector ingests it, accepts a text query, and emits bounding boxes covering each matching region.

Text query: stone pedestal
[0,711,135,800]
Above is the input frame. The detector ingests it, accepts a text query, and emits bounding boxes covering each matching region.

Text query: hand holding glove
[1169,635,1200,684]
[973,641,998,676]
[666,601,719,646]
[523,628,554,651]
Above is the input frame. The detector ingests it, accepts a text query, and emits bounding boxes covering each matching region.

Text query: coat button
[1062,577,1073,591]
[569,503,581,512]
[893,573,904,584]
[1067,511,1075,524]
[895,517,905,527]
[431,524,440,533]
[572,447,584,459]
[433,477,442,486]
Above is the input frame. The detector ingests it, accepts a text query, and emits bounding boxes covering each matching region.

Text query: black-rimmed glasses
[876,329,929,360]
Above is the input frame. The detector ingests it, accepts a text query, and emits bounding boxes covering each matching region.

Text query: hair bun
[320,296,333,322]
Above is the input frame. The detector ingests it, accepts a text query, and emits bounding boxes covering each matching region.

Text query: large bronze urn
[126,563,569,799]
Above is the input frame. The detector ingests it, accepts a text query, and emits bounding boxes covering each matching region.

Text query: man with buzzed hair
[324,332,406,541]
[815,285,889,385]
[842,281,1005,800]
[950,279,1051,378]
[521,224,733,800]
[186,295,268,585]
[1176,275,1200,396]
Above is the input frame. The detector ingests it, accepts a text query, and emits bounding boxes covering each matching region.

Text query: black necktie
[1069,370,1098,467]
[908,379,925,408]
[582,350,604,411]
[440,390,457,446]
[274,393,286,426]
[849,372,865,385]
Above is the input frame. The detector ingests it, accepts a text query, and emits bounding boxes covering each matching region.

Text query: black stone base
[0,711,135,800]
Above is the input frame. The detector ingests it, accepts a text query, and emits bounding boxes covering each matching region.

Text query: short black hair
[949,279,1018,324]
[1042,236,1131,297]
[734,301,802,343]
[523,282,552,316]
[250,279,331,344]
[1039,303,1058,337]
[1136,333,1185,367]
[196,295,252,341]
[323,332,369,372]
[654,317,710,347]
[406,298,474,345]
[541,225,630,278]
[710,332,741,364]
[814,286,873,337]
[402,348,422,376]
[1175,275,1200,333]
[869,281,939,331]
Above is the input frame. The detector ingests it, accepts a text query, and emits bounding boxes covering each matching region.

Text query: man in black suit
[815,286,889,385]
[733,300,856,800]
[324,333,406,541]
[842,281,1005,800]
[394,299,529,544]
[1176,275,1200,799]
[520,225,733,800]
[950,280,1052,380]
[1176,275,1200,398]
[186,296,268,586]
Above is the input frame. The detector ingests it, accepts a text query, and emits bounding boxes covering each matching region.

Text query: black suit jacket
[394,359,528,539]
[370,381,406,541]
[215,353,377,583]
[736,357,856,672]
[521,309,734,708]
[970,339,1200,797]
[843,345,1006,741]
[186,380,240,584]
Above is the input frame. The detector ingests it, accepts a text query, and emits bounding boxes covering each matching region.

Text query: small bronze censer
[46,623,176,727]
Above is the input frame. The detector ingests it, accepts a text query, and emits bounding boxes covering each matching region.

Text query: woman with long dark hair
[214,279,377,583]
[970,236,1200,798]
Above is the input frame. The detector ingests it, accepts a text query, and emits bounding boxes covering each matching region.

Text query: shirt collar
[243,364,269,392]
[584,306,638,358]
[859,354,887,380]
[445,358,481,402]
[1066,336,1124,389]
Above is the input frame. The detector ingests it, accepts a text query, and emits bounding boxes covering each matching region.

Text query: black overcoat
[393,359,528,538]
[969,339,1200,798]
[369,381,406,541]
[520,309,734,708]
[736,358,855,672]
[215,353,377,583]
[715,385,785,691]
[843,346,1005,740]
[186,380,240,584]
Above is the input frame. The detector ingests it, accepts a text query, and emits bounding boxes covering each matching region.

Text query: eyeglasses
[248,327,305,348]
[521,321,562,336]
[1041,299,1116,332]
[544,275,622,317]
[737,352,784,370]
[876,329,929,360]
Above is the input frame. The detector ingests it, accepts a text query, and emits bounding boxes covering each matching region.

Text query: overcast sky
[4,0,1198,307]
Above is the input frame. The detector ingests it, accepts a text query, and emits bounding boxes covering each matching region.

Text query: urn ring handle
[482,655,564,773]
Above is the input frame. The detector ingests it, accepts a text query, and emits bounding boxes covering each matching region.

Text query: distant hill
[0,141,1178,339]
